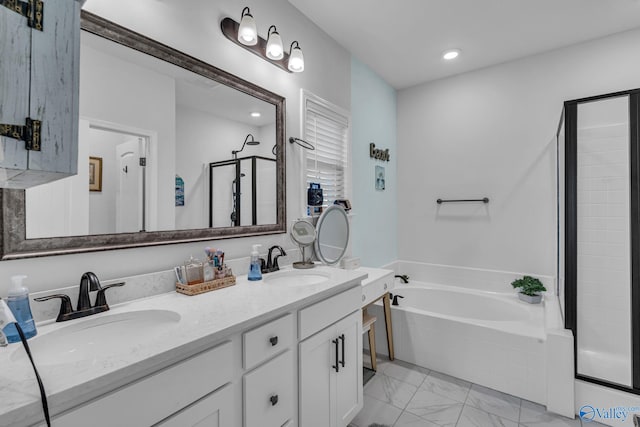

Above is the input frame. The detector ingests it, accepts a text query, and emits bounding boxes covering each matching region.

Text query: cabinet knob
[270,394,279,406]
[269,336,278,346]
[384,283,388,290]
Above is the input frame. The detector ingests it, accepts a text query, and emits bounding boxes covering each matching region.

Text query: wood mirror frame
[0,11,286,260]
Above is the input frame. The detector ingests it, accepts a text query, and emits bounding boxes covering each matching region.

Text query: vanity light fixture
[221,8,304,73]
[266,25,284,60]
[237,7,257,46]
[232,134,261,159]
[288,41,304,73]
[443,49,460,60]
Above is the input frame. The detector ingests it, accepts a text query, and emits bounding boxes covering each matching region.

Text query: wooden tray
[176,275,236,296]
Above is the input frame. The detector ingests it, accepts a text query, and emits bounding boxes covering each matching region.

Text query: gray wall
[0,0,352,295]
[398,27,640,277]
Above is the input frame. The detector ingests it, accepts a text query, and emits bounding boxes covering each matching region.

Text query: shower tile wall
[576,96,632,386]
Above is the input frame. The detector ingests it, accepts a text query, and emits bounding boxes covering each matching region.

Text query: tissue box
[340,257,361,270]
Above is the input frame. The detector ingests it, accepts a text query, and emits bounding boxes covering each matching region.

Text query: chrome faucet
[263,245,287,273]
[35,272,125,322]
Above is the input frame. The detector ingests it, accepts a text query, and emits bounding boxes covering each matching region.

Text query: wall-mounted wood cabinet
[0,0,82,188]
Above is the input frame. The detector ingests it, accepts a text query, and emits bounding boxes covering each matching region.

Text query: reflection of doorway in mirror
[25,119,156,238]
[89,126,152,234]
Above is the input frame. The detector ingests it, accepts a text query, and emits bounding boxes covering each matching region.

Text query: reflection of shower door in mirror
[209,156,277,228]
[565,89,640,394]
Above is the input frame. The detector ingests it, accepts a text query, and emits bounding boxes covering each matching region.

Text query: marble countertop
[358,266,394,286]
[0,266,367,427]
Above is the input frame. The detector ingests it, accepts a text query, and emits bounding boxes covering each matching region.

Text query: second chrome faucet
[35,272,125,322]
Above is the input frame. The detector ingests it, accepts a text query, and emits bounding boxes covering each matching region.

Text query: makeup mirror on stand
[291,219,316,269]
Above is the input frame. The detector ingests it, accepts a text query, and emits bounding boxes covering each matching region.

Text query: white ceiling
[176,80,275,127]
[288,0,640,89]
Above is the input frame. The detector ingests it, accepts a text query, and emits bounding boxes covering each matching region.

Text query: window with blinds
[303,95,350,207]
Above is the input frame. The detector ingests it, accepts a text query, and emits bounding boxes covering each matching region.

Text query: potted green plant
[511,275,546,304]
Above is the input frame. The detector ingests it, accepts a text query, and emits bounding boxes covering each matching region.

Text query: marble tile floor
[350,357,608,427]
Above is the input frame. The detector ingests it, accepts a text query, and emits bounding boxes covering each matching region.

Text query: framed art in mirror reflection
[89,156,102,192]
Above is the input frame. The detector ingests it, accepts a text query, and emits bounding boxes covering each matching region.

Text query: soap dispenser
[248,244,262,281]
[3,275,37,343]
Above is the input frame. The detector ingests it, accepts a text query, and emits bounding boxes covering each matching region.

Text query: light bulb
[443,49,460,60]
[288,41,304,72]
[266,26,284,60]
[238,7,257,46]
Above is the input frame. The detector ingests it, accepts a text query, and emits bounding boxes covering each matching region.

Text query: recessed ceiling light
[250,112,261,118]
[443,49,461,60]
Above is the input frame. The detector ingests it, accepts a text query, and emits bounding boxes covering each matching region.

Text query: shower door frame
[209,155,276,228]
[564,88,640,395]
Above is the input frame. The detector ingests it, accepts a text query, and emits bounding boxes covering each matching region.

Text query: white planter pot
[518,292,542,304]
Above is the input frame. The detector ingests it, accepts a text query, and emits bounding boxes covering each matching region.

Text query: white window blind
[304,98,349,206]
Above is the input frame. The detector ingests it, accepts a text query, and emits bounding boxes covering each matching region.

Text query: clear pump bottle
[248,244,262,281]
[3,275,37,343]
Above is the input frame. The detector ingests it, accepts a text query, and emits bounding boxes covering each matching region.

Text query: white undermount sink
[263,270,331,287]
[11,309,181,366]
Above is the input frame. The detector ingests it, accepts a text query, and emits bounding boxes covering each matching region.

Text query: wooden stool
[362,308,377,371]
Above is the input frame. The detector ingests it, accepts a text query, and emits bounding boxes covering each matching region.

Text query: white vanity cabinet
[51,341,236,427]
[299,287,363,427]
[0,0,81,188]
[10,274,368,427]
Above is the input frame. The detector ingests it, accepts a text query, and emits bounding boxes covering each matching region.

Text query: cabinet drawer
[362,272,394,307]
[243,350,294,427]
[299,286,361,340]
[243,313,293,370]
[56,341,233,427]
[156,383,234,427]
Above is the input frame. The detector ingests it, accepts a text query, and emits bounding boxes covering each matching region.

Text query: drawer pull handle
[332,338,339,372]
[270,394,279,406]
[339,334,346,368]
[269,336,278,346]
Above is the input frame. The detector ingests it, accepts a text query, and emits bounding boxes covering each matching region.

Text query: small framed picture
[89,156,103,192]
[375,165,385,191]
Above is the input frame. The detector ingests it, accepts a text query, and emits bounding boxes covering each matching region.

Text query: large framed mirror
[0,11,286,259]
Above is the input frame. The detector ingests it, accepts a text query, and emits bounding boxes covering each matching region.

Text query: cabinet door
[156,384,234,427]
[335,311,363,426]
[0,0,80,188]
[299,322,337,427]
[0,3,31,174]
[27,0,81,182]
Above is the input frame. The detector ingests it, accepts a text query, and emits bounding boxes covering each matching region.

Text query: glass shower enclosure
[209,155,276,228]
[563,89,640,393]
